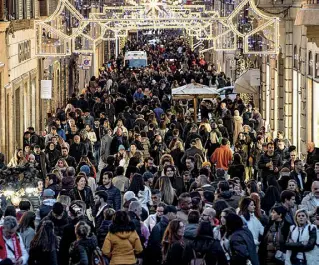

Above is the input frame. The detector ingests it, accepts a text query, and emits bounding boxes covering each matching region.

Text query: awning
[234,69,260,94]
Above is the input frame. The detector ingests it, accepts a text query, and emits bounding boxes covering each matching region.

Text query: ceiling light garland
[34,0,280,56]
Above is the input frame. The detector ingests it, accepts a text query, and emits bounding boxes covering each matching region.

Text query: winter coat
[145,215,169,265]
[141,137,151,158]
[285,224,317,265]
[183,235,228,265]
[38,198,56,220]
[61,176,75,193]
[100,134,113,163]
[138,186,152,213]
[28,246,58,265]
[93,204,110,229]
[39,210,70,237]
[233,116,243,144]
[183,223,199,242]
[69,142,88,163]
[215,193,241,209]
[97,220,112,248]
[20,227,35,252]
[69,236,98,265]
[181,146,205,165]
[240,214,264,247]
[258,153,282,182]
[96,184,122,210]
[211,145,233,170]
[301,193,318,222]
[110,136,129,155]
[144,213,158,232]
[229,227,259,265]
[162,241,184,265]
[102,222,143,265]
[69,186,94,210]
[59,216,95,265]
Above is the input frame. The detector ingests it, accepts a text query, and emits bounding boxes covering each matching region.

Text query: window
[309,51,313,76]
[294,45,298,69]
[315,54,319,78]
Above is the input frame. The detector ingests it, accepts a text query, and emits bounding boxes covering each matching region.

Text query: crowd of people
[0,32,319,265]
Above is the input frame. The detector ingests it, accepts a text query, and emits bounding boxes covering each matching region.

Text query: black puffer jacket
[229,228,259,265]
[145,216,169,265]
[59,216,95,265]
[183,235,228,265]
[96,184,122,211]
[38,210,70,237]
[69,236,98,265]
[97,220,112,248]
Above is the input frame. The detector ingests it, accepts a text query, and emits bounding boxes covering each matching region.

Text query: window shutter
[34,0,39,18]
[18,0,23,19]
[27,0,31,19]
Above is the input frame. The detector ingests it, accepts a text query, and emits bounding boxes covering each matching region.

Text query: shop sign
[41,80,52,99]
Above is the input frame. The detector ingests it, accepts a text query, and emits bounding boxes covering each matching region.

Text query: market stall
[172,83,219,122]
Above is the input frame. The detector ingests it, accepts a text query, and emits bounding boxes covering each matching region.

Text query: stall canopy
[172,83,219,122]
[172,83,219,99]
[234,69,260,94]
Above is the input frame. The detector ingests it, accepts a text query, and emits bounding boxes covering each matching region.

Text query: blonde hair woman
[233,110,243,145]
[159,176,177,205]
[7,149,27,168]
[285,209,318,265]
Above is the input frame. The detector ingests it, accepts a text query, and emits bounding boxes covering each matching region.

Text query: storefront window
[315,54,319,78]
[294,45,298,69]
[309,51,313,76]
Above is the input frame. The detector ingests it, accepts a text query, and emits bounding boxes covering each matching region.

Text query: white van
[124,51,148,68]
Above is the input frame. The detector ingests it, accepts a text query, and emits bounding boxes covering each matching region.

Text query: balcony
[295,1,319,45]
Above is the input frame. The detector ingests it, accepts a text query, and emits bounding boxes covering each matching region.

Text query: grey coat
[100,134,113,163]
[20,227,35,252]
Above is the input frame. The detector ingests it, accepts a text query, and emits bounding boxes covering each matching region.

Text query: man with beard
[110,127,129,155]
[96,172,121,211]
[305,162,319,190]
[69,135,88,163]
[258,142,282,190]
[275,139,290,163]
[60,146,77,168]
[176,192,192,224]
[33,145,47,179]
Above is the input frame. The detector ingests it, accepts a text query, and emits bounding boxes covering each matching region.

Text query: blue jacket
[96,184,121,210]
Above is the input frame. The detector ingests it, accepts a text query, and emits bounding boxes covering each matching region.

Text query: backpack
[91,247,107,265]
[190,250,206,265]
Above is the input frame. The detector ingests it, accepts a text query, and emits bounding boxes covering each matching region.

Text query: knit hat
[80,165,90,176]
[202,161,211,168]
[118,145,125,151]
[43,189,55,198]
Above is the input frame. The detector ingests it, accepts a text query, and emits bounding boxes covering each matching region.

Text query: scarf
[0,226,22,261]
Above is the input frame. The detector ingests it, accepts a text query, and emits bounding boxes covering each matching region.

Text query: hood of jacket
[219,190,233,199]
[77,237,97,251]
[191,235,216,252]
[108,221,136,235]
[184,223,199,239]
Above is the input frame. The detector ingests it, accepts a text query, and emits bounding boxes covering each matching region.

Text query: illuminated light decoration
[35,0,280,56]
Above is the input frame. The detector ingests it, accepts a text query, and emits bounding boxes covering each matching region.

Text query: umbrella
[172,83,219,122]
[234,69,260,94]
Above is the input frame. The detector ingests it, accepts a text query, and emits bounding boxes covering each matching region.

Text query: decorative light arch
[34,0,279,56]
